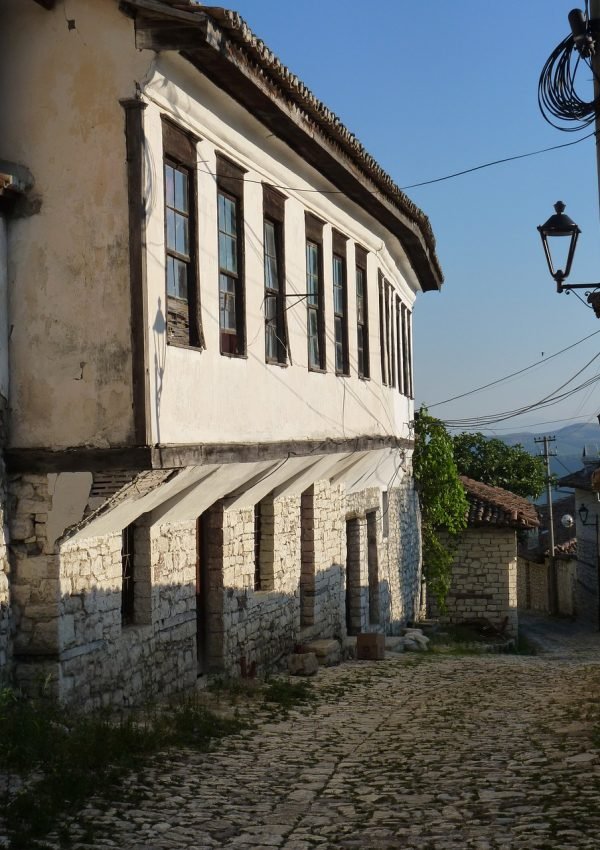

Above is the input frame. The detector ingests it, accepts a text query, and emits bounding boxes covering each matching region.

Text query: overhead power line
[427,329,600,408]
[193,132,595,196]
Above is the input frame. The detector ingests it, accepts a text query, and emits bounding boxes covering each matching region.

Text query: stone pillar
[9,473,60,696]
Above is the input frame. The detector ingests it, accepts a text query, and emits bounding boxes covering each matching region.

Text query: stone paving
[68,617,600,849]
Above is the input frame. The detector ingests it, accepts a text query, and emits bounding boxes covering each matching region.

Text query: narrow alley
[65,617,600,850]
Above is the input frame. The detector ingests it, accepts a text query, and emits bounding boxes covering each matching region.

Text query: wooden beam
[4,436,412,474]
[33,0,56,9]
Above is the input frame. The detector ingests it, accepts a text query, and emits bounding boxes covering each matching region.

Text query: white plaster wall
[0,0,152,449]
[142,55,419,446]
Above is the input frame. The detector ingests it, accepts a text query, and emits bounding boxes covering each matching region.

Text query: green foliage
[452,431,546,499]
[0,688,246,849]
[413,408,469,609]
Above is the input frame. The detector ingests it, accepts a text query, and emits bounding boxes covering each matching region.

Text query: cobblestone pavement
[72,617,600,850]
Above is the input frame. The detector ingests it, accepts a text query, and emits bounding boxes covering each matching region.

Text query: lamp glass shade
[578,503,589,524]
[537,202,581,286]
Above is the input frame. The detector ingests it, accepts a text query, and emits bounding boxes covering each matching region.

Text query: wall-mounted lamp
[537,201,600,316]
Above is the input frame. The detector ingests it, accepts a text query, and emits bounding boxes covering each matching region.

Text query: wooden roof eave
[123,1,443,292]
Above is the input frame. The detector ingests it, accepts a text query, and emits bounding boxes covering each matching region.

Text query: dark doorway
[346,518,361,635]
[196,512,209,674]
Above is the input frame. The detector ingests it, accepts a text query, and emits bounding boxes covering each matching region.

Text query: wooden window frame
[355,246,370,379]
[162,117,204,350]
[401,303,410,397]
[378,273,387,386]
[217,154,246,357]
[396,295,404,395]
[407,309,414,399]
[332,230,349,376]
[385,281,395,389]
[305,213,326,372]
[263,185,288,365]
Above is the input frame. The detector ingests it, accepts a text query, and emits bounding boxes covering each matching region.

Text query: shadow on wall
[12,567,399,708]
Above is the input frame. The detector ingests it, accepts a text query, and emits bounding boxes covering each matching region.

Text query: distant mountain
[498,421,600,488]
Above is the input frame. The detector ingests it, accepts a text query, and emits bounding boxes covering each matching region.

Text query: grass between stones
[0,684,247,850]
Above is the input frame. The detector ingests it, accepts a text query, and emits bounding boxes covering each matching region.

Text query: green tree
[452,432,546,499]
[413,408,469,608]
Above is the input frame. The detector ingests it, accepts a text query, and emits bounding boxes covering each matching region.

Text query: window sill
[308,367,327,375]
[167,339,205,353]
[358,375,371,382]
[335,371,351,378]
[266,359,289,368]
[220,351,248,360]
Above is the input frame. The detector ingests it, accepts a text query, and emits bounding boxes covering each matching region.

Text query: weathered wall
[434,528,518,637]
[0,398,9,677]
[57,519,197,710]
[143,55,417,447]
[0,0,152,448]
[517,556,577,617]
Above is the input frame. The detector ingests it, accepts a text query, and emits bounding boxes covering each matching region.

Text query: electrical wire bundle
[538,30,600,132]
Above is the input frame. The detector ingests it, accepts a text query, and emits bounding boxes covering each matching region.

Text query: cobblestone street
[71,617,600,850]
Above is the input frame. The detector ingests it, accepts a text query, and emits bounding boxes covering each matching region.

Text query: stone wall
[434,528,518,637]
[0,395,9,678]
[518,556,578,618]
[7,468,422,705]
[57,519,197,710]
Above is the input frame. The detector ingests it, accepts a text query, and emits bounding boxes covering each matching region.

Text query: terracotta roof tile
[460,476,539,530]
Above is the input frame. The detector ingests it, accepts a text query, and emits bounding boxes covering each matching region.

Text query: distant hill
[498,421,600,488]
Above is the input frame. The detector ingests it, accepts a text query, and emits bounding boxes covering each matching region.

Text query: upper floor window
[216,155,246,356]
[396,295,404,395]
[332,230,349,376]
[355,246,370,379]
[385,281,395,389]
[401,303,414,398]
[305,213,326,371]
[162,118,203,349]
[263,185,288,364]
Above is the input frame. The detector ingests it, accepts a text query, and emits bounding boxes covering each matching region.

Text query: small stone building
[433,476,539,637]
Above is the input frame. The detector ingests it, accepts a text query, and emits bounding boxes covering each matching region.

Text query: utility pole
[591,0,600,220]
[535,436,558,614]
[535,436,557,555]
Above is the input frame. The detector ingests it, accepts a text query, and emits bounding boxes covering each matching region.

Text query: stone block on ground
[298,639,341,667]
[288,652,319,676]
[343,636,357,659]
[356,632,385,661]
[385,636,404,653]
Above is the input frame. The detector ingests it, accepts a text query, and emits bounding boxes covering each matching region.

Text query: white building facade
[0,0,443,708]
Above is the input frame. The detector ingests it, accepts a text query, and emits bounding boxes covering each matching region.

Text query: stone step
[297,639,341,667]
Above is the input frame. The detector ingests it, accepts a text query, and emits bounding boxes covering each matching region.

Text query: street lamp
[537,201,581,292]
[537,201,600,316]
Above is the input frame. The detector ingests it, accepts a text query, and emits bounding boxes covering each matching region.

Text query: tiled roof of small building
[460,476,539,530]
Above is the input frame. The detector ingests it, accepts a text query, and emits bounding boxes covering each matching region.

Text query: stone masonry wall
[434,528,518,637]
[0,395,9,677]
[9,473,60,696]
[58,519,197,710]
[219,494,302,677]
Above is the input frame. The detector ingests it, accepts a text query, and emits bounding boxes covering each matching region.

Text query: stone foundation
[7,463,422,707]
[433,528,518,637]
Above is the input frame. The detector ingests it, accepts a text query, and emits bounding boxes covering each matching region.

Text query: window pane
[335,316,344,372]
[174,169,188,213]
[356,268,364,299]
[220,274,236,330]
[308,309,319,368]
[333,255,343,285]
[307,242,318,276]
[165,165,175,208]
[166,209,176,251]
[264,220,277,256]
[174,258,188,300]
[166,256,175,297]
[219,194,236,237]
[334,282,344,315]
[357,295,364,324]
[266,255,279,290]
[357,326,364,376]
[265,294,277,320]
[219,233,237,274]
[175,213,189,256]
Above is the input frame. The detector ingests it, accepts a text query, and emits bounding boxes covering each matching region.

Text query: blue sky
[226,0,600,437]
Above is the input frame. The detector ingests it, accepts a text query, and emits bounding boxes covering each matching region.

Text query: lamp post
[537,201,600,316]
[578,502,600,630]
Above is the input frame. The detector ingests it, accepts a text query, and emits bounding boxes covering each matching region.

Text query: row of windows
[162,117,412,390]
